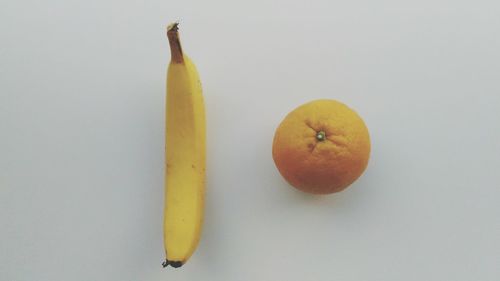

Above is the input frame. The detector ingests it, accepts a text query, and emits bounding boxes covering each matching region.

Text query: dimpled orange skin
[272,99,371,194]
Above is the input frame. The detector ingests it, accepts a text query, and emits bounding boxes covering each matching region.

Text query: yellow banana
[163,23,205,268]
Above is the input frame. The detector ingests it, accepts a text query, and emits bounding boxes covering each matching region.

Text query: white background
[1,0,499,280]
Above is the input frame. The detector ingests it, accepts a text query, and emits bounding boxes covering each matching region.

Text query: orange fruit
[272,99,370,194]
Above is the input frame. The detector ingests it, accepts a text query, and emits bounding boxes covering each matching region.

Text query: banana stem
[167,22,184,64]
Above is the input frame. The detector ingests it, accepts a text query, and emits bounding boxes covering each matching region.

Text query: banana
[163,23,206,268]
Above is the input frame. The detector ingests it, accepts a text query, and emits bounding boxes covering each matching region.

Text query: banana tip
[162,259,183,268]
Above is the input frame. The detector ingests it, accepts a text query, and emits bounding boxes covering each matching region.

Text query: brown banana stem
[167,22,184,64]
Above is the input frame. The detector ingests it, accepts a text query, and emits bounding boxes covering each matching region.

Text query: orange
[272,99,370,194]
